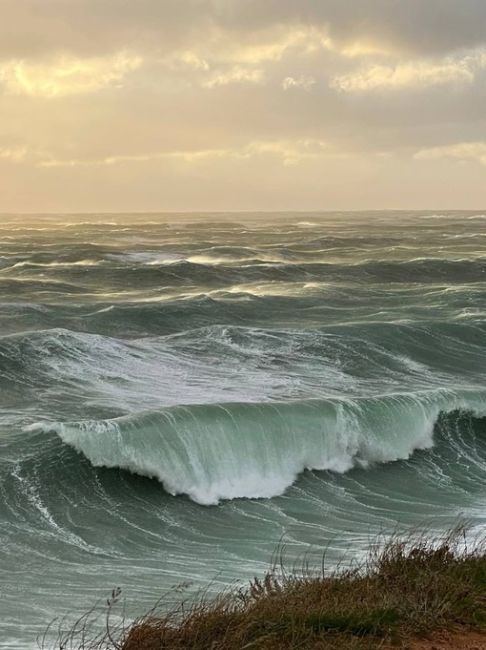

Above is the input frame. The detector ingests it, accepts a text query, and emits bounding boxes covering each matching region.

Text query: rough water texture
[1,212,486,647]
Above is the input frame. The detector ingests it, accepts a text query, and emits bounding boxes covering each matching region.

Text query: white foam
[107,251,185,265]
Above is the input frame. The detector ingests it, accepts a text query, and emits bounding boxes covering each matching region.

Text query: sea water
[1,212,485,647]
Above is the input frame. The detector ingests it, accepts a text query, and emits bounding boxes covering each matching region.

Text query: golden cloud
[0,51,142,98]
[415,142,486,166]
[331,48,486,92]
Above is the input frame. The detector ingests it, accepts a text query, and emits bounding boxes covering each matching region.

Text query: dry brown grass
[47,530,486,650]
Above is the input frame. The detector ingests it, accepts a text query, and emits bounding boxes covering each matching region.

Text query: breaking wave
[29,388,486,505]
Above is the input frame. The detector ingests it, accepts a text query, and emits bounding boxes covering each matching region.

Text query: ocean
[1,211,485,647]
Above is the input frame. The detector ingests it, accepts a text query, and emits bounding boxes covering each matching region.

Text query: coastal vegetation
[48,529,486,650]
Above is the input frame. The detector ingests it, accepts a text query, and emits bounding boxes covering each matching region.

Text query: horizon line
[1,208,485,216]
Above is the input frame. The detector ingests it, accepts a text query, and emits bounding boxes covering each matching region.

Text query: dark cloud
[1,0,485,59]
[0,0,210,57]
[219,0,486,55]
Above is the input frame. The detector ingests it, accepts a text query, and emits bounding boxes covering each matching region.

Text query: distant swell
[28,388,486,505]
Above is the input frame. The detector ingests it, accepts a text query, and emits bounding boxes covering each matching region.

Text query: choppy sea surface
[1,212,486,647]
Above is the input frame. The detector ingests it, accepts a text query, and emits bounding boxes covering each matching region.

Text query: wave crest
[28,388,486,505]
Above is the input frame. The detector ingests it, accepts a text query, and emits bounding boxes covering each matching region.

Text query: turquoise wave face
[1,212,486,647]
[29,389,486,504]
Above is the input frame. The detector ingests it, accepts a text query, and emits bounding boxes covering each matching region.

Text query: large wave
[28,388,486,505]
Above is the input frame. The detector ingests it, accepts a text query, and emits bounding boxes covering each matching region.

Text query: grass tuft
[46,529,486,650]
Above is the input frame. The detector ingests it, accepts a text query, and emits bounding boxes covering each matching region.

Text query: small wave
[106,252,185,265]
[208,281,328,298]
[28,388,486,505]
[9,259,100,269]
[186,254,284,266]
[62,221,120,228]
[0,277,86,294]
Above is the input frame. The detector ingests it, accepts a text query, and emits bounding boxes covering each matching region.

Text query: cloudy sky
[1,0,485,212]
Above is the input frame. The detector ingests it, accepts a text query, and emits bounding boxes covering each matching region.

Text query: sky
[0,0,485,212]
